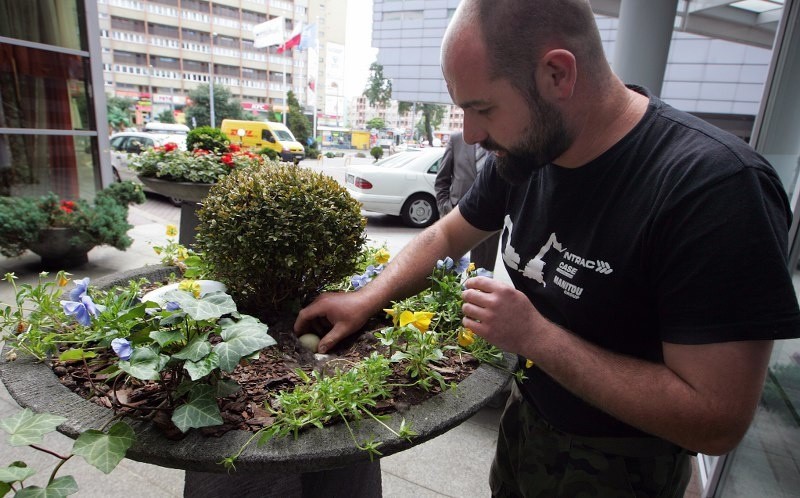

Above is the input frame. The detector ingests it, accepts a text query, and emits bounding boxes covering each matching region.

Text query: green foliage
[0,408,133,495]
[185,84,245,128]
[155,110,176,124]
[370,146,384,162]
[196,163,367,316]
[0,182,145,257]
[365,117,385,131]
[286,90,312,147]
[106,95,135,132]
[363,62,392,108]
[256,146,279,160]
[129,141,265,183]
[186,126,230,152]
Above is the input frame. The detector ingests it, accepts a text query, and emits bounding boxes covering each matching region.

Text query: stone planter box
[0,265,513,497]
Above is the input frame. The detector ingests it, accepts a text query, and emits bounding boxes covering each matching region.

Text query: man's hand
[461,276,544,356]
[294,292,377,354]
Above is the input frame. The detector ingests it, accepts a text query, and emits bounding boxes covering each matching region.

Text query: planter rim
[0,264,513,474]
[137,176,214,203]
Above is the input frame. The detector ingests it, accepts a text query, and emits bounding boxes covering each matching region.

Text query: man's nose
[462,116,487,146]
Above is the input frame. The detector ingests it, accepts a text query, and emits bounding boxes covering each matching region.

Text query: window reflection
[0,0,85,51]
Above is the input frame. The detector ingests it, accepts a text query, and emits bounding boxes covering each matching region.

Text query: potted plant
[0,181,145,268]
[0,162,514,496]
[128,126,268,246]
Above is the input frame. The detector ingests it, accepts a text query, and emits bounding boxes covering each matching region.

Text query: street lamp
[237,128,245,146]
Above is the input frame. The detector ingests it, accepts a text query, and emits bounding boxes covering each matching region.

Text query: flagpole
[283,55,287,125]
[312,17,319,147]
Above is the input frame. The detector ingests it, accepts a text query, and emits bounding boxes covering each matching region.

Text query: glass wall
[713,0,800,495]
[0,0,105,201]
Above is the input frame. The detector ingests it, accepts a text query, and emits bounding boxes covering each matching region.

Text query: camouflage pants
[489,385,692,498]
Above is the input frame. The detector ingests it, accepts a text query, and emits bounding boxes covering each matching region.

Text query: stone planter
[0,265,513,497]
[28,227,95,269]
[138,176,213,247]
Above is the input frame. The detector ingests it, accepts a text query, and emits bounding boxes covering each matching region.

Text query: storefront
[0,0,110,200]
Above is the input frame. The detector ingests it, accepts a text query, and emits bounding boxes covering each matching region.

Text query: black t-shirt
[459,88,800,438]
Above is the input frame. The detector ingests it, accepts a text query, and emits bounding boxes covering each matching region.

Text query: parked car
[345,147,445,228]
[109,131,188,205]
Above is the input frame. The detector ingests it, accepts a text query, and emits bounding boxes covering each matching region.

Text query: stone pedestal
[138,176,212,247]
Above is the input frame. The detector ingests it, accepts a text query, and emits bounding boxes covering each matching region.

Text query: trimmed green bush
[370,146,384,161]
[186,126,229,152]
[196,162,367,318]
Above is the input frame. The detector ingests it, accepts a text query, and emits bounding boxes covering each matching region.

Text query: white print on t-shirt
[501,215,614,299]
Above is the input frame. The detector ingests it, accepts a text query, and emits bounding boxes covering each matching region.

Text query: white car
[109,131,188,205]
[345,148,445,228]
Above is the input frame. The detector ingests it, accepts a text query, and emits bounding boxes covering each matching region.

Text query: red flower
[59,200,76,214]
[228,144,241,152]
[221,153,234,167]
[164,142,178,152]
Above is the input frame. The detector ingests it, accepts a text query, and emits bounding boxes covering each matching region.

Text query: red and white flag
[276,24,302,54]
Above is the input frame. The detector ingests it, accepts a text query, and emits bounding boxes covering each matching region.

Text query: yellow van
[220,119,305,163]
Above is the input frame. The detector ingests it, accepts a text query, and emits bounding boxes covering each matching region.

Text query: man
[296,0,800,495]
[435,132,500,271]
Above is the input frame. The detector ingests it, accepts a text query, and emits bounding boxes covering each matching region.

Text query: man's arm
[435,141,456,216]
[295,210,487,353]
[462,276,773,455]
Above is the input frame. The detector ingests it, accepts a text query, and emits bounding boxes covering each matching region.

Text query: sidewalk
[0,194,504,497]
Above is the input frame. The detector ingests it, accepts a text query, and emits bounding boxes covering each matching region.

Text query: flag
[277,24,302,54]
[253,16,285,48]
[298,24,318,51]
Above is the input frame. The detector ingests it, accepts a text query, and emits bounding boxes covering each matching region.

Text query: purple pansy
[455,256,470,274]
[475,268,494,279]
[68,277,91,301]
[111,338,132,361]
[351,273,370,290]
[165,301,181,311]
[61,294,100,326]
[436,257,454,270]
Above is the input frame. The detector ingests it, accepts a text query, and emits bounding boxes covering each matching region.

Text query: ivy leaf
[14,475,78,498]
[163,290,236,321]
[149,328,183,347]
[183,352,219,381]
[71,422,135,474]
[172,332,212,361]
[57,348,97,362]
[0,462,36,484]
[0,409,66,446]
[118,346,169,381]
[214,315,276,372]
[215,379,241,398]
[171,385,223,432]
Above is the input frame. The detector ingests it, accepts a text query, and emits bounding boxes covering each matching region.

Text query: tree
[285,90,312,147]
[155,110,176,124]
[363,62,392,108]
[185,84,245,128]
[400,102,445,145]
[107,95,135,132]
[365,117,385,131]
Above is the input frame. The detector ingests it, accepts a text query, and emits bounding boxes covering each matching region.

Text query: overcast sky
[344,0,378,98]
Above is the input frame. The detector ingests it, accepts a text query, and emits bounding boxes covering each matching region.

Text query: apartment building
[97,0,349,126]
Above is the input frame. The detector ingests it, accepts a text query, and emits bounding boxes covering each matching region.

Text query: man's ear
[536,49,577,100]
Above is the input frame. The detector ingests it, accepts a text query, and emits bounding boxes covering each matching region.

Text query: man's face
[443,34,574,184]
[484,84,573,184]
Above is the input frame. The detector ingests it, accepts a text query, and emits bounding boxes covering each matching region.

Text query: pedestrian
[435,131,500,271]
[295,0,800,496]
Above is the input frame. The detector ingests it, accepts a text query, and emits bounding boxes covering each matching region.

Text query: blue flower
[351,273,371,290]
[476,268,494,279]
[364,264,378,277]
[111,338,132,361]
[69,277,91,301]
[436,257,454,270]
[165,301,181,311]
[455,256,470,274]
[61,294,100,326]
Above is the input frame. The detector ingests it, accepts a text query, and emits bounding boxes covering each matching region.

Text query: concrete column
[612,0,679,96]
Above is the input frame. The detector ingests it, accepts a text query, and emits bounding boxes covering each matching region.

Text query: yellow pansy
[457,327,475,347]
[177,246,189,261]
[399,310,435,332]
[525,359,535,368]
[374,248,390,265]
[383,308,398,326]
[467,262,476,273]
[166,224,178,237]
[57,274,70,287]
[179,279,201,298]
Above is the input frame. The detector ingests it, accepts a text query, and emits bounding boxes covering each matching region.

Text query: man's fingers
[318,323,353,354]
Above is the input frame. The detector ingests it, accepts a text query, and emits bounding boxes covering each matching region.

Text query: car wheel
[401,193,438,228]
[169,197,182,207]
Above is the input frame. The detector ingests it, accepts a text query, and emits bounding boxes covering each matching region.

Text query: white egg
[298,333,321,353]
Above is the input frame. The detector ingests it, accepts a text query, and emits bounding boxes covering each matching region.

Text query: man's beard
[485,93,572,185]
